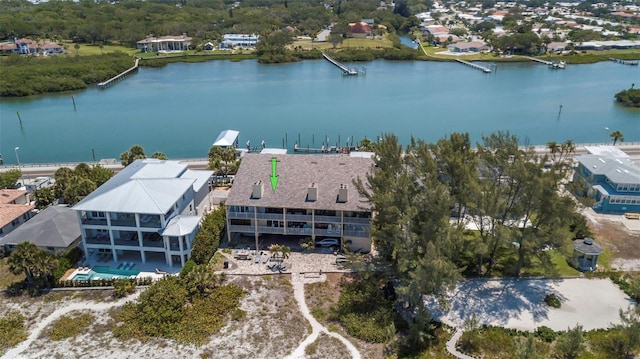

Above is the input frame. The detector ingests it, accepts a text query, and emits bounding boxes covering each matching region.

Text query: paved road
[2,143,640,178]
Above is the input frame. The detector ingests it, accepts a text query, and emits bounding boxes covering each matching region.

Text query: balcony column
[254,206,259,250]
[178,236,184,266]
[311,209,316,240]
[77,212,89,260]
[163,236,171,266]
[226,208,232,246]
[283,208,287,235]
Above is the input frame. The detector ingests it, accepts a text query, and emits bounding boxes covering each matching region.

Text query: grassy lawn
[293,37,394,51]
[60,42,138,56]
[0,258,24,289]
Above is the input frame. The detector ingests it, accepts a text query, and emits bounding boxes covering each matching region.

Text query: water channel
[0,58,638,164]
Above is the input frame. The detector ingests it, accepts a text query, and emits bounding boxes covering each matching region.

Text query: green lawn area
[293,36,394,51]
[64,43,138,56]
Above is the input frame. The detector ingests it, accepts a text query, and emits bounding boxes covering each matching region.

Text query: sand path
[2,290,141,359]
[285,273,361,359]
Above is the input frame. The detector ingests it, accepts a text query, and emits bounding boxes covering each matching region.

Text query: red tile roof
[0,204,33,228]
[0,190,28,204]
[349,22,372,34]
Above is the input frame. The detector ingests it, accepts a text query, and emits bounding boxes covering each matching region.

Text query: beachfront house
[225,153,374,253]
[136,35,192,53]
[72,159,213,267]
[573,149,640,213]
[218,34,259,49]
[0,206,81,255]
[0,189,34,238]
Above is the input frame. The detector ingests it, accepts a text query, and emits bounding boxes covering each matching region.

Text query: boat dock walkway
[97,58,140,89]
[321,52,360,76]
[609,58,639,66]
[455,59,491,73]
[525,56,554,66]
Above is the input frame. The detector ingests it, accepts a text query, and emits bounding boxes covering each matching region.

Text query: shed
[212,129,240,148]
[572,237,603,272]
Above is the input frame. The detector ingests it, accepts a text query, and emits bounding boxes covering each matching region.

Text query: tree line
[352,131,590,352]
[0,52,133,97]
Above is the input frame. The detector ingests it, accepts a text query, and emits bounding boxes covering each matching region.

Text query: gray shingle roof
[0,206,80,249]
[226,154,373,212]
[572,237,603,255]
[576,155,640,184]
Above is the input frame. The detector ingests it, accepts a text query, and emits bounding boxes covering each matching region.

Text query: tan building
[225,154,374,253]
[0,189,34,238]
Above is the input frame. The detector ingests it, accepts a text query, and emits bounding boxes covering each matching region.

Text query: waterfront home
[0,206,80,255]
[225,153,374,253]
[573,148,640,213]
[136,35,192,53]
[218,34,259,49]
[447,41,488,53]
[41,42,64,55]
[72,159,213,267]
[348,22,373,38]
[546,41,568,52]
[0,189,34,238]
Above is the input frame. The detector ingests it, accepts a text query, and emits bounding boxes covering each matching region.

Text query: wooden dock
[455,59,491,73]
[293,144,357,154]
[321,52,361,76]
[525,56,554,66]
[610,58,639,66]
[97,58,140,89]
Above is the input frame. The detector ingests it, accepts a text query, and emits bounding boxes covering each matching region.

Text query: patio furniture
[255,253,262,263]
[262,253,271,264]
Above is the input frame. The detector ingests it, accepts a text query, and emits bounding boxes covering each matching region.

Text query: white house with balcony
[72,159,213,267]
[218,34,259,49]
[225,154,374,253]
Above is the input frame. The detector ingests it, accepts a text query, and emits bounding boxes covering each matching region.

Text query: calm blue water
[1,59,638,164]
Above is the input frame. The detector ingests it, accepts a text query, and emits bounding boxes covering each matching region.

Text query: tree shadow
[426,278,565,328]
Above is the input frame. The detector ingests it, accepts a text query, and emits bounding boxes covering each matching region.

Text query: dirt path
[445,329,476,359]
[286,273,361,359]
[2,290,141,359]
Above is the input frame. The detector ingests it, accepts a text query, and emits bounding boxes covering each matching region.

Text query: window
[11,219,20,226]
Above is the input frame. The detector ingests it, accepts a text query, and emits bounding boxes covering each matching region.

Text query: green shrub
[329,276,399,343]
[535,326,558,343]
[112,278,136,298]
[544,293,561,308]
[0,311,27,352]
[231,308,246,321]
[47,312,93,340]
[180,260,197,277]
[112,268,243,345]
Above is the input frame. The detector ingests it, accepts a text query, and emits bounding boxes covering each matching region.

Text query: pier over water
[97,58,140,89]
[455,59,492,73]
[321,52,362,76]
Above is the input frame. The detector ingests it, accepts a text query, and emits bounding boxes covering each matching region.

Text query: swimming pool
[70,266,140,281]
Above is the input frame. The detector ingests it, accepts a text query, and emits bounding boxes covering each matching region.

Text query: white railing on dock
[609,58,639,66]
[525,56,553,66]
[321,52,361,76]
[455,59,491,73]
[97,58,140,89]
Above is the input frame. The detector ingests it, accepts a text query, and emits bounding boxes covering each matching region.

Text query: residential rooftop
[226,153,374,212]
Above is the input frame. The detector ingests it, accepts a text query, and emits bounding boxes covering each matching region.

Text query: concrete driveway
[424,278,635,331]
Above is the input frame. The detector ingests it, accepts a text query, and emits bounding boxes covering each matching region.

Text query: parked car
[315,238,339,247]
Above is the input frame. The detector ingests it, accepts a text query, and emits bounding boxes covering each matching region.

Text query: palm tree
[74,43,80,56]
[8,242,58,290]
[610,130,624,146]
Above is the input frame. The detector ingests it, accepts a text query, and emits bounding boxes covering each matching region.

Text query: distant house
[0,189,34,238]
[136,35,192,53]
[15,38,38,54]
[361,19,375,26]
[41,42,64,55]
[547,41,567,52]
[0,206,81,255]
[218,34,259,49]
[204,42,215,51]
[348,22,372,38]
[448,41,488,53]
